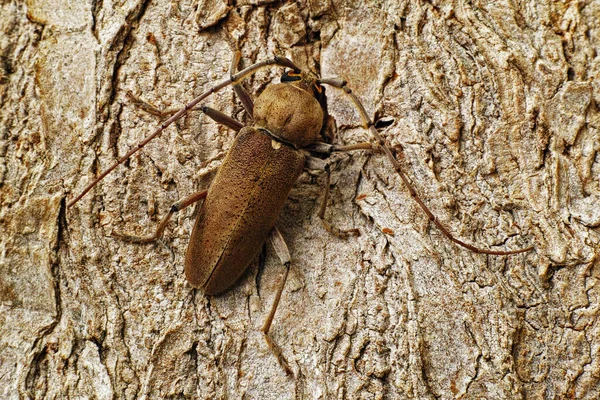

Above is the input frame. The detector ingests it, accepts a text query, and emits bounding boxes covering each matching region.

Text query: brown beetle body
[68,54,533,375]
[184,126,305,294]
[185,80,324,294]
[69,56,532,295]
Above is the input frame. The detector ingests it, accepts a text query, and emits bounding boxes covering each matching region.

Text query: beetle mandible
[68,52,533,374]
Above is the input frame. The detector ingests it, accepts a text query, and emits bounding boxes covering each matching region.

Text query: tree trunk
[2,0,599,398]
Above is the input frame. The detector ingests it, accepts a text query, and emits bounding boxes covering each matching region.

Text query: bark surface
[1,0,599,399]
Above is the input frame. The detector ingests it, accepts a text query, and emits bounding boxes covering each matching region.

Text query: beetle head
[253,70,325,147]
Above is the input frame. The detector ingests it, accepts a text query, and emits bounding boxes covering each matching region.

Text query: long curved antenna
[68,55,300,208]
[319,78,533,256]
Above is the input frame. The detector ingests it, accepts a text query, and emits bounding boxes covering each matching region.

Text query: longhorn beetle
[68,52,533,374]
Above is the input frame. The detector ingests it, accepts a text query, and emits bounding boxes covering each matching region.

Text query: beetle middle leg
[112,88,255,244]
[306,142,375,238]
[112,190,208,243]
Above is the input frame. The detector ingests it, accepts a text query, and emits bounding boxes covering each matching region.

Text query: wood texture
[1,0,599,398]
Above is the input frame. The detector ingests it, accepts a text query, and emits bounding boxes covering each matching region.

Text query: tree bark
[1,0,599,398]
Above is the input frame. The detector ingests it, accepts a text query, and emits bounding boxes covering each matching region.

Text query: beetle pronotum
[68,52,533,374]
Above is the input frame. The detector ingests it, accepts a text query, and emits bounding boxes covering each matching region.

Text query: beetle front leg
[201,106,244,132]
[69,54,300,207]
[261,227,293,375]
[125,91,244,132]
[230,50,254,118]
[112,190,208,244]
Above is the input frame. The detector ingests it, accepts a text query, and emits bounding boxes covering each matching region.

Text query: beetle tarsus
[263,331,293,376]
[113,190,208,245]
[111,230,157,244]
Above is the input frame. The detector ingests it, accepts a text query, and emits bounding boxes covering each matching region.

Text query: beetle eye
[281,71,302,82]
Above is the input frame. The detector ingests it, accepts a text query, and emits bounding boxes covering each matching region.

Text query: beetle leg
[261,227,293,375]
[125,91,244,132]
[319,78,534,255]
[112,190,208,244]
[304,155,361,238]
[318,165,360,239]
[304,155,330,170]
[201,106,244,132]
[125,91,181,118]
[306,141,374,155]
[125,91,203,117]
[256,244,268,297]
[230,50,254,118]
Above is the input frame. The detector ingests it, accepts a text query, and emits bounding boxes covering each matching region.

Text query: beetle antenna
[318,78,533,256]
[68,55,300,208]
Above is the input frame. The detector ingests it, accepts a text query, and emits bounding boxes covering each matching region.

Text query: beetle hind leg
[112,190,208,244]
[261,227,294,375]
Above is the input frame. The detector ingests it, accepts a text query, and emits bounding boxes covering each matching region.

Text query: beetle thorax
[253,83,324,148]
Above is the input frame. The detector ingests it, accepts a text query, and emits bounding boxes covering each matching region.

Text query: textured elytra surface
[1,0,599,399]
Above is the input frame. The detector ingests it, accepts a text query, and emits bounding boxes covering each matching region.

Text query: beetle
[68,52,533,374]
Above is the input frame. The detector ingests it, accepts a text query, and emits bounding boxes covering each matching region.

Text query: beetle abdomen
[184,127,305,294]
